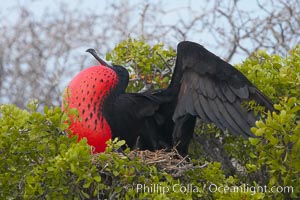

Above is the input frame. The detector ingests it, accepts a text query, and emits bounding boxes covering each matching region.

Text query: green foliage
[248,97,300,199]
[106,37,176,92]
[0,101,99,199]
[236,46,300,199]
[236,47,300,101]
[0,102,222,199]
[1,39,299,199]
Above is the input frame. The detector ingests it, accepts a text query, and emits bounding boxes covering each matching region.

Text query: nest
[92,146,208,178]
[124,148,207,177]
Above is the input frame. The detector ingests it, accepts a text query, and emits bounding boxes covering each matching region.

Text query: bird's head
[86,48,111,68]
[86,48,129,93]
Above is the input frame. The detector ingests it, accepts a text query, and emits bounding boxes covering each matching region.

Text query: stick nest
[125,149,206,177]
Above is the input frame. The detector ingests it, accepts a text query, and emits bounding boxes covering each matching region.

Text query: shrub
[0,40,299,199]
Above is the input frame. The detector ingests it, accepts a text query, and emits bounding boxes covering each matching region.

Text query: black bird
[64,41,274,155]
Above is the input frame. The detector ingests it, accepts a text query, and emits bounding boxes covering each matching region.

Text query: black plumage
[87,41,274,155]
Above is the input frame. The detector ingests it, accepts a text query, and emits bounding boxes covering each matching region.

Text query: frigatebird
[63,41,274,155]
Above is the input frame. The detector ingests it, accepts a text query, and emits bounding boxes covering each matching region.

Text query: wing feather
[214,98,243,134]
[198,93,219,124]
[198,75,207,97]
[230,85,249,99]
[204,76,217,99]
[192,92,211,122]
[184,94,197,115]
[209,98,231,130]
[221,82,236,103]
[172,41,274,138]
[223,100,253,137]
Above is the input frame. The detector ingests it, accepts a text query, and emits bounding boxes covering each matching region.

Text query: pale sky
[0,0,272,63]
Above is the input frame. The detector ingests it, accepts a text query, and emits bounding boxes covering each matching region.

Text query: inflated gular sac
[63,66,118,153]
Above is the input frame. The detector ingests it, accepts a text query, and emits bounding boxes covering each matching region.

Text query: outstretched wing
[172,41,274,138]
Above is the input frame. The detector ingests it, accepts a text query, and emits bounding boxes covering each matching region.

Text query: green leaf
[249,152,257,158]
[81,191,90,198]
[83,181,91,188]
[116,140,126,147]
[249,138,261,145]
[94,176,101,182]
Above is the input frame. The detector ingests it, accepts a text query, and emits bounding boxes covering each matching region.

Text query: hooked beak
[86,48,112,68]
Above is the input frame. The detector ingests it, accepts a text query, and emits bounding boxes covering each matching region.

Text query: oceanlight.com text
[125,183,294,196]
